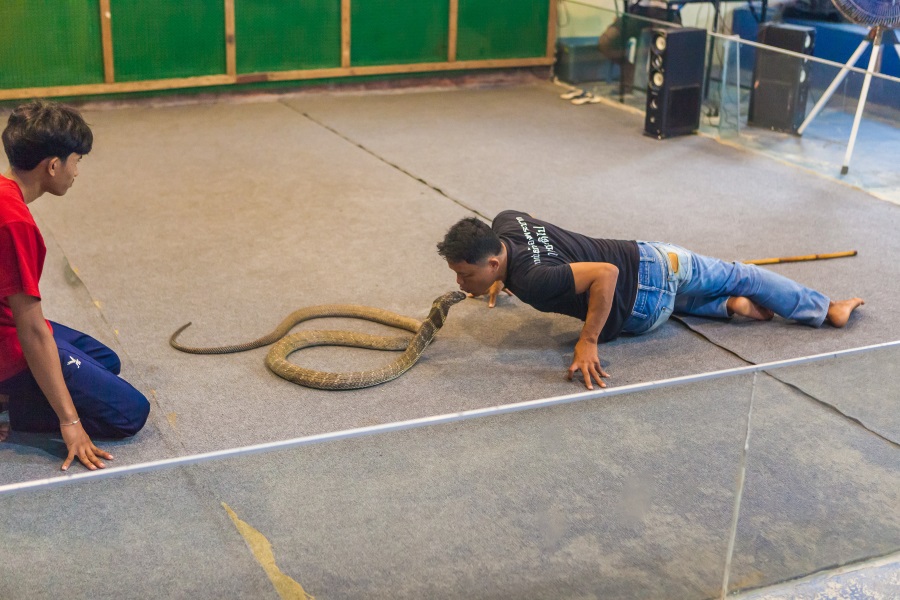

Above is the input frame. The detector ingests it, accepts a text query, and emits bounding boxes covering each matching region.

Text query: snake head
[436,291,467,309]
[427,291,467,327]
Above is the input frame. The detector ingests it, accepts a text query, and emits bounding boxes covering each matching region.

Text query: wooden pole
[743,250,857,266]
[99,0,115,83]
[546,0,558,59]
[225,0,237,77]
[341,0,351,68]
[448,0,459,63]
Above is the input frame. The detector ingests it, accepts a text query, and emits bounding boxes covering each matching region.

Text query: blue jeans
[622,242,830,335]
[0,322,149,438]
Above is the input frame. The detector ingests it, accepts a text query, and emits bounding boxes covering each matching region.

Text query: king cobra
[169,291,466,390]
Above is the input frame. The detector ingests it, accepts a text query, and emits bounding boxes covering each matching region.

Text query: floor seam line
[671,316,900,447]
[729,547,900,598]
[278,100,493,223]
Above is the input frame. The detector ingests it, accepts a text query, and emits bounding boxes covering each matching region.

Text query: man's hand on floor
[60,422,113,471]
[567,338,610,390]
[468,280,513,308]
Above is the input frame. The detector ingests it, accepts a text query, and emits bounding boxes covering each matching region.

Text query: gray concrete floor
[0,76,898,599]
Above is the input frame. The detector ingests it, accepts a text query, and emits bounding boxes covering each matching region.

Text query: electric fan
[796,0,900,174]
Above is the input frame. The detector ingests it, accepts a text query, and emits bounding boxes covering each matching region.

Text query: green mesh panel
[457,0,549,60]
[0,0,104,89]
[350,0,449,66]
[235,0,342,73]
[111,0,226,81]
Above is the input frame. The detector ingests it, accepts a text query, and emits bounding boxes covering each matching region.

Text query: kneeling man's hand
[567,338,610,390]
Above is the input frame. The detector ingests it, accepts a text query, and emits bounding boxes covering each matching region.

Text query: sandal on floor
[560,88,585,100]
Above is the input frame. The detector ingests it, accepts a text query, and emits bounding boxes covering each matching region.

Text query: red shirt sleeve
[0,221,44,300]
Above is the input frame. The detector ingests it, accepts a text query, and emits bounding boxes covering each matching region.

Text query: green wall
[0,0,104,89]
[236,0,343,73]
[0,0,550,96]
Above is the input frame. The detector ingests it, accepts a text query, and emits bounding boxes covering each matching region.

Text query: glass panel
[2,345,897,597]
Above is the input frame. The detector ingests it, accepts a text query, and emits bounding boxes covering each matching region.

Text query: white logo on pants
[67,356,81,369]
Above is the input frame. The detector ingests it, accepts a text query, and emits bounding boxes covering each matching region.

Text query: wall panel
[111,0,227,81]
[0,0,104,89]
[235,0,342,73]
[457,0,550,61]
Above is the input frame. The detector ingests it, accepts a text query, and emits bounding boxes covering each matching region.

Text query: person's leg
[49,321,121,374]
[676,250,831,326]
[598,18,625,62]
[5,327,149,437]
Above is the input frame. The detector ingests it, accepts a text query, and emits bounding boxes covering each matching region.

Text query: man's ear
[487,255,501,271]
[44,156,60,176]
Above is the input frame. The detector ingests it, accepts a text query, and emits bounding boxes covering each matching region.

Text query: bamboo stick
[743,250,857,266]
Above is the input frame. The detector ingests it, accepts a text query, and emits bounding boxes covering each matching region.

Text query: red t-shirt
[0,174,52,381]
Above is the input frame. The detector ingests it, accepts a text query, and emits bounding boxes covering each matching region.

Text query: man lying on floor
[437,211,865,390]
[1,100,149,470]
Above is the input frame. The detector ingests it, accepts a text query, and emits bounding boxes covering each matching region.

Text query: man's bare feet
[726,297,775,321]
[826,298,865,327]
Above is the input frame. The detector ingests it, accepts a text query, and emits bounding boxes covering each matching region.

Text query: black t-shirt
[492,210,639,342]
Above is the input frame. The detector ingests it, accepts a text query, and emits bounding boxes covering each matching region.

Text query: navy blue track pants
[0,322,149,438]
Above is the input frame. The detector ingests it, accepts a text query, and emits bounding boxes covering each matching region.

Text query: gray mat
[0,469,276,600]
[3,96,750,472]
[285,83,900,356]
[0,82,896,597]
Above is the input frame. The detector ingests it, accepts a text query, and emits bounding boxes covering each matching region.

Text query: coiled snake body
[169,291,466,390]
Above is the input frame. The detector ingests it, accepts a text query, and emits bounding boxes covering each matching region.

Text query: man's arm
[566,262,619,390]
[9,293,112,470]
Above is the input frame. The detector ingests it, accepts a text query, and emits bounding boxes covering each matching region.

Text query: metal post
[797,38,870,135]
[735,35,741,136]
[841,28,883,175]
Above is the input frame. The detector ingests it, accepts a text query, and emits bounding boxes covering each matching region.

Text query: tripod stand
[797,26,900,174]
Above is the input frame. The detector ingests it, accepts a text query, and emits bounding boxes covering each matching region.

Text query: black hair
[436,217,503,264]
[2,100,93,171]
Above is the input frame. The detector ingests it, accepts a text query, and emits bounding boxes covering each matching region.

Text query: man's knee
[113,390,150,437]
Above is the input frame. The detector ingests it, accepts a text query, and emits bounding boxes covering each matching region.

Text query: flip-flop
[571,92,602,105]
[560,88,585,100]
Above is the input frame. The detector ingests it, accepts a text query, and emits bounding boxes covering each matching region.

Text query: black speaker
[644,27,706,139]
[748,23,815,134]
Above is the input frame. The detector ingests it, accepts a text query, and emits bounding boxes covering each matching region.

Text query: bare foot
[726,297,775,321]
[826,298,865,328]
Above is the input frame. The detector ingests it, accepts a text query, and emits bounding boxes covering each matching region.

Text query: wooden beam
[99,0,115,83]
[546,0,558,59]
[448,0,459,62]
[0,58,554,101]
[341,0,351,68]
[224,0,237,77]
[0,75,237,101]
[243,57,554,83]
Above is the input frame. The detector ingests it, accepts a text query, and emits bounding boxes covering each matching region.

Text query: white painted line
[1,340,897,496]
